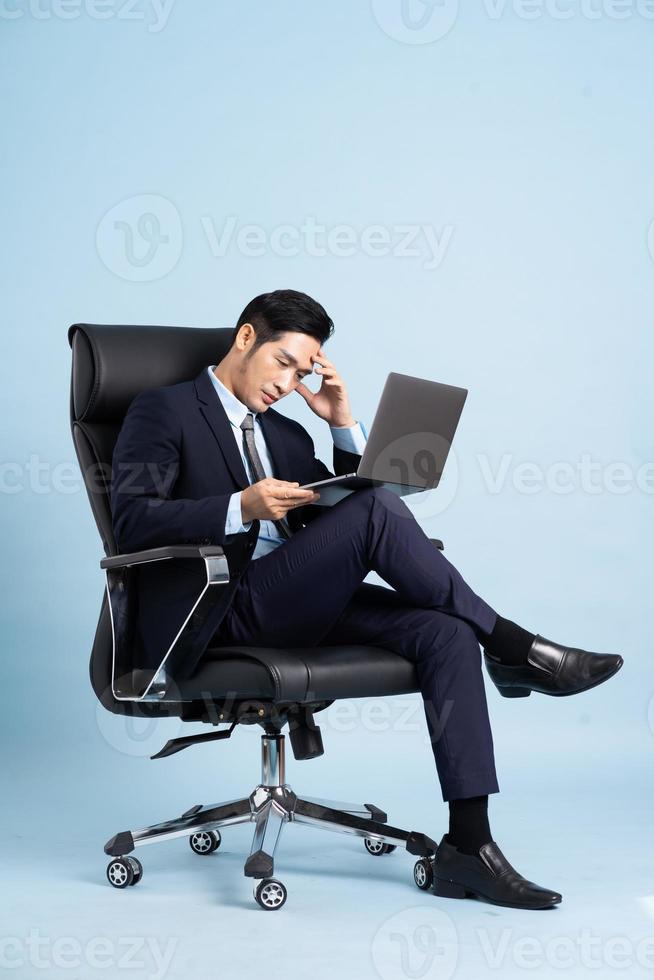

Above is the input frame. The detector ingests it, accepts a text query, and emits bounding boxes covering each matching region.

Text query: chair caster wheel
[364,837,396,856]
[126,856,143,885]
[363,837,397,857]
[413,857,434,891]
[254,878,287,910]
[106,857,135,889]
[189,831,221,855]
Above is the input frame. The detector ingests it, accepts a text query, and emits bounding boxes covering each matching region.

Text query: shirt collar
[207,365,257,429]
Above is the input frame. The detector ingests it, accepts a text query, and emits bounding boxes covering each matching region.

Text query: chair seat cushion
[178,643,420,703]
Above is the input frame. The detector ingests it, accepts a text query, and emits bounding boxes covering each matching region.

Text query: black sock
[481,615,535,666]
[448,795,492,855]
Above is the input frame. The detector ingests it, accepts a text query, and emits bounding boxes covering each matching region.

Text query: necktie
[240,412,293,540]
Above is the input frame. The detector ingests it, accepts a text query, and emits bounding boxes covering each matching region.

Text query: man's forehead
[274,338,319,371]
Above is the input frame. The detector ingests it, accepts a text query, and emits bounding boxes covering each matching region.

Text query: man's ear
[237,322,256,351]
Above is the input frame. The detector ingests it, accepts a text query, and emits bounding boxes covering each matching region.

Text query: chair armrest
[101,545,225,570]
[102,544,232,702]
[429,538,444,551]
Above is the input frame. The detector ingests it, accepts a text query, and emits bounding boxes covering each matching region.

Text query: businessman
[111,288,623,910]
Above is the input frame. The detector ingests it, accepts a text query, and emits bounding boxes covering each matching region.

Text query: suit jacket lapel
[194,368,293,488]
[194,368,250,489]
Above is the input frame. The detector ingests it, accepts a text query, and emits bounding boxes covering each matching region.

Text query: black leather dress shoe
[433,833,562,909]
[484,634,623,698]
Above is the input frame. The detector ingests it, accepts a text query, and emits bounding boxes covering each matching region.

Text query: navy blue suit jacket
[110,367,363,678]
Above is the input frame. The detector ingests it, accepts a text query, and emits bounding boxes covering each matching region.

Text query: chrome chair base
[104,733,437,909]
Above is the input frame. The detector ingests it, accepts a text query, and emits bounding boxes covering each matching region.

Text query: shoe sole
[434,877,561,909]
[494,655,624,699]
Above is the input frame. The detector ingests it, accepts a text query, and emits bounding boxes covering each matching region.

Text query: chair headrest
[68,323,233,423]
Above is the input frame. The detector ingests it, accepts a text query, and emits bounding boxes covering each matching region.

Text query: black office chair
[68,323,441,910]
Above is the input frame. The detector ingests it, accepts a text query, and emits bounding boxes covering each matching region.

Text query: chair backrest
[68,323,233,714]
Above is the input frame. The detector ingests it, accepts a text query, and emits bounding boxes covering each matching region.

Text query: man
[111,288,623,910]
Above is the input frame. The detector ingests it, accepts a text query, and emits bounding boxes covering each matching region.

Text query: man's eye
[277,357,305,380]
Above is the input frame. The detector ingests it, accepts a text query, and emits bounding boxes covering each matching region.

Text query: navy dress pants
[215,486,500,802]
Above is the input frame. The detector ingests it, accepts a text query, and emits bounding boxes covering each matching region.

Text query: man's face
[235,326,320,412]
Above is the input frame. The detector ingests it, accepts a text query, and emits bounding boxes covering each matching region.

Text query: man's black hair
[229,289,334,353]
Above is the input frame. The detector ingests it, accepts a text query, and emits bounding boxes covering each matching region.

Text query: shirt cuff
[330,420,368,455]
[225,490,253,535]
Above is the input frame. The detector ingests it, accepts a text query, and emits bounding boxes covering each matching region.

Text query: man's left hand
[294,348,356,428]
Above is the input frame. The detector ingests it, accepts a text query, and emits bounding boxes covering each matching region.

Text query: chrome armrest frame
[101,545,230,703]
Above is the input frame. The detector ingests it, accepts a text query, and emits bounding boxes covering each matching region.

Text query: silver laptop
[300,371,468,505]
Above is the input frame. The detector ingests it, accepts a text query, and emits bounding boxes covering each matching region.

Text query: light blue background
[2,2,653,978]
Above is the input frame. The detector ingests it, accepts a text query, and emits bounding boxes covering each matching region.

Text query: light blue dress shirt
[207,366,368,560]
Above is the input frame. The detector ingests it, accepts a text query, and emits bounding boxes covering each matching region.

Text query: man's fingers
[258,480,319,516]
[270,487,316,500]
[266,480,315,499]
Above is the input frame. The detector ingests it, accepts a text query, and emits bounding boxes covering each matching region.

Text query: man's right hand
[241,478,321,524]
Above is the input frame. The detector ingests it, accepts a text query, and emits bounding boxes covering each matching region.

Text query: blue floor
[3,678,653,980]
